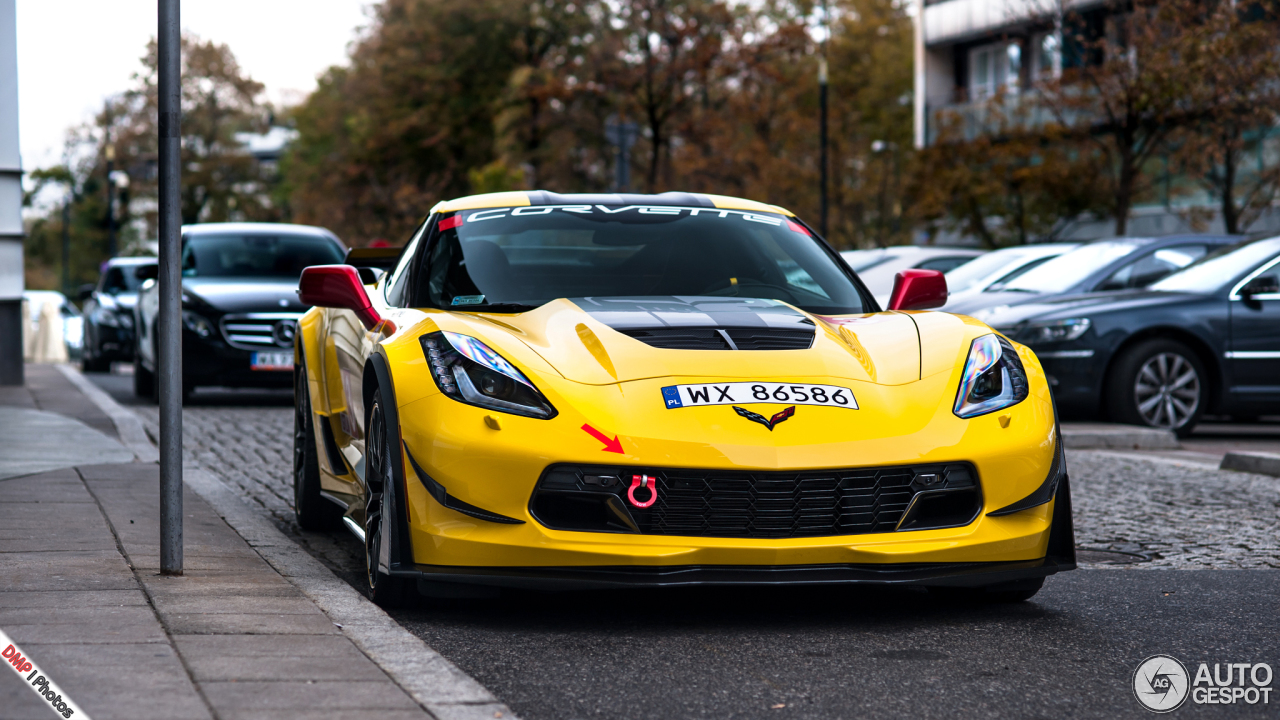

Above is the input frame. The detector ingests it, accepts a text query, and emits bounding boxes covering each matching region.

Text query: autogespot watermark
[1133,654,1274,713]
[1,628,90,719]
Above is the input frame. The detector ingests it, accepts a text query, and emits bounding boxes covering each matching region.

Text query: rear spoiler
[344,246,402,270]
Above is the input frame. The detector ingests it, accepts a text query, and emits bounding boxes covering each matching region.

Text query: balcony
[923,0,1106,46]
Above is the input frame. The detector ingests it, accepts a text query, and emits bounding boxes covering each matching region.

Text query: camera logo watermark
[1134,655,1189,712]
[1,628,90,719]
[1134,654,1273,712]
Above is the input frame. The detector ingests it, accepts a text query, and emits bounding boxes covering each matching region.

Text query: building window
[1032,32,1060,79]
[968,41,1021,100]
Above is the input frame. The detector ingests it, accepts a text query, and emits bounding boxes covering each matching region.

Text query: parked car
[841,246,984,305]
[77,256,157,372]
[985,236,1280,434]
[947,235,1239,319]
[133,223,346,400]
[23,290,83,362]
[942,244,1078,308]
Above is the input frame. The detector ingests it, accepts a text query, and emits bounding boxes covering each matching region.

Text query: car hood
[981,290,1209,327]
[944,290,1049,319]
[436,296,986,387]
[182,277,308,313]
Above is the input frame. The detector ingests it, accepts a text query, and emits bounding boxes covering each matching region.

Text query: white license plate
[250,351,294,371]
[660,382,857,409]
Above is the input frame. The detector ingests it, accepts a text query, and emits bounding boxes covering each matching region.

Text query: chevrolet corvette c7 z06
[292,191,1075,606]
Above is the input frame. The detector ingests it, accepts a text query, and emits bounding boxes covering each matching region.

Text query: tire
[364,390,416,608]
[293,361,343,532]
[133,355,155,398]
[928,577,1044,604]
[1107,339,1206,437]
[81,348,110,373]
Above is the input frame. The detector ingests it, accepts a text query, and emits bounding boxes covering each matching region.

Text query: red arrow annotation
[581,423,623,454]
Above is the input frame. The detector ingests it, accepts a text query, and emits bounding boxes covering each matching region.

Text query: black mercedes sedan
[78,256,157,372]
[133,223,346,400]
[979,236,1280,434]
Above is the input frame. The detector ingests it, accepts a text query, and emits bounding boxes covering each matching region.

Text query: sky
[15,0,374,173]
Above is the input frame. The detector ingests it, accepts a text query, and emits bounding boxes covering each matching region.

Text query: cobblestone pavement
[130,399,1280,572]
[1069,451,1280,569]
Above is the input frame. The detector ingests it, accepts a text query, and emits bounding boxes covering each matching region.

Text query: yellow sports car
[293,191,1075,606]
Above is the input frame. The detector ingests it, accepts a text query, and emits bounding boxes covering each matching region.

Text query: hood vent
[620,326,814,351]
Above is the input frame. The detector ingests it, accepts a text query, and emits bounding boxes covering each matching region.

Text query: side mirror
[1241,274,1279,298]
[135,265,159,281]
[887,269,948,311]
[298,265,386,331]
[76,284,96,302]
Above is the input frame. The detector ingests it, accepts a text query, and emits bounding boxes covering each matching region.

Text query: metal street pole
[158,0,183,576]
[105,144,117,257]
[818,0,829,239]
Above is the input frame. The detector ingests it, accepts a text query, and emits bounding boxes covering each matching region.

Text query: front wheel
[1107,339,1206,437]
[364,390,415,607]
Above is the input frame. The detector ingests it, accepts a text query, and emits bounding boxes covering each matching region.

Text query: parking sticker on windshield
[661,382,857,409]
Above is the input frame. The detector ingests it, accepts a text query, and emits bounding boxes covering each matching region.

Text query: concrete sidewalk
[0,365,508,720]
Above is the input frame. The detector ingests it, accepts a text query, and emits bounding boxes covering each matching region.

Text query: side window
[383,219,430,307]
[1096,244,1207,291]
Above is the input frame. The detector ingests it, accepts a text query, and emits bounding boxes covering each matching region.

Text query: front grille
[219,313,304,350]
[531,463,980,539]
[619,327,813,350]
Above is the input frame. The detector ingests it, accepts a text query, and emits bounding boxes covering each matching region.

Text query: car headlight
[93,307,120,327]
[182,310,215,339]
[954,334,1029,419]
[420,331,557,419]
[1017,318,1090,344]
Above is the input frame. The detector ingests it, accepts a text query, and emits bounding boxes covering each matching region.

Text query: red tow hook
[627,474,657,508]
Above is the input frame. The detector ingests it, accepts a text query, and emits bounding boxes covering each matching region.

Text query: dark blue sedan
[979,237,1280,434]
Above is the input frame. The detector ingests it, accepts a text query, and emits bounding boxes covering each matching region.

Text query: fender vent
[619,327,814,351]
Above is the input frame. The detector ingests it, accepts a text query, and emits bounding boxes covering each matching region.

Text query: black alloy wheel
[293,359,343,531]
[1107,338,1206,437]
[364,390,415,607]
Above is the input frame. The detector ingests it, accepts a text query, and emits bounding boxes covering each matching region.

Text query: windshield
[945,250,1033,294]
[181,233,344,279]
[1001,240,1145,293]
[101,264,147,295]
[842,251,892,273]
[419,205,868,314]
[1151,238,1280,293]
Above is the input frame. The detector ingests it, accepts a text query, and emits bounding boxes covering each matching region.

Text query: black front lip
[389,557,1075,591]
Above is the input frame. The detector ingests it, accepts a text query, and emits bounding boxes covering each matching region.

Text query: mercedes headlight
[1018,318,1090,344]
[182,310,214,339]
[420,331,557,419]
[954,334,1029,419]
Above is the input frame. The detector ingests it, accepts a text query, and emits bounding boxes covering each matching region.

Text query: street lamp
[819,0,829,239]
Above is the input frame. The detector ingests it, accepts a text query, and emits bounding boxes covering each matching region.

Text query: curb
[1061,422,1179,450]
[1220,451,1280,478]
[64,365,517,720]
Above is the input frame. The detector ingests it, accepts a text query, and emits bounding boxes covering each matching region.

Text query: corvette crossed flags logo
[733,405,796,431]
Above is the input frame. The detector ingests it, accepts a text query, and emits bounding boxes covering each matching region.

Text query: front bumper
[393,363,1068,574]
[182,329,293,389]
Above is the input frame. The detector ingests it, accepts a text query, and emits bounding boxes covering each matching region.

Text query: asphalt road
[85,369,1280,719]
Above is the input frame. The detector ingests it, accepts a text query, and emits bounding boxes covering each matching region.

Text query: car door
[1228,254,1280,399]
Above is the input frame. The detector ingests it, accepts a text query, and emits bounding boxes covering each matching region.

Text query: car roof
[103,256,156,266]
[431,191,795,218]
[841,246,983,257]
[181,222,342,240]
